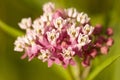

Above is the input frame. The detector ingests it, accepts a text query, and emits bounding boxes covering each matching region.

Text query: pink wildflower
[14,2,114,68]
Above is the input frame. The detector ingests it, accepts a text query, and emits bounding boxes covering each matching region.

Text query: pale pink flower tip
[100,46,109,55]
[106,27,113,36]
[18,17,32,30]
[106,38,114,47]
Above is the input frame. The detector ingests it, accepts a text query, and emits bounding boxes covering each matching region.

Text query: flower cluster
[14,2,114,68]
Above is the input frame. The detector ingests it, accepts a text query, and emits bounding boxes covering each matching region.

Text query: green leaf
[0,20,23,37]
[86,54,120,80]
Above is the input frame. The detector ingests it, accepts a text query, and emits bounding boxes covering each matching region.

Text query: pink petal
[52,9,65,19]
[21,53,27,59]
[31,44,40,54]
[63,59,69,68]
[89,49,97,58]
[48,59,54,67]
[81,55,91,67]
[55,58,61,64]
[69,59,76,65]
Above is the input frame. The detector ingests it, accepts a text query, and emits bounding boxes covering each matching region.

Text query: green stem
[70,64,80,80]
[81,66,91,80]
[69,58,81,80]
[0,20,23,37]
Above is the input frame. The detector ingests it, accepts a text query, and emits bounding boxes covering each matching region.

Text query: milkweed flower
[14,2,114,68]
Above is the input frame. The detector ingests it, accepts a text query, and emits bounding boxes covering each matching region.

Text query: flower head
[14,2,114,68]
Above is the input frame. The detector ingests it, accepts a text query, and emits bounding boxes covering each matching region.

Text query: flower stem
[0,20,23,37]
[81,66,91,80]
[69,59,81,80]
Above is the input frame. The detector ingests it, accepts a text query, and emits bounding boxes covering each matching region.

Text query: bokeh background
[0,0,120,80]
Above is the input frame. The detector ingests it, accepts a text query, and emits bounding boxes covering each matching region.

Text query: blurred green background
[0,0,120,80]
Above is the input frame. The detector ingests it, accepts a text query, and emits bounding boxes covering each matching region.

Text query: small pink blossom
[67,23,80,41]
[77,12,90,24]
[66,8,78,18]
[77,34,91,47]
[46,29,59,45]
[38,49,51,62]
[62,47,75,60]
[43,2,55,13]
[53,17,66,31]
[82,24,94,35]
[18,17,32,30]
[14,36,26,52]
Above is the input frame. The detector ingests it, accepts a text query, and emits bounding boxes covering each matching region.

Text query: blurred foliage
[0,0,120,80]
